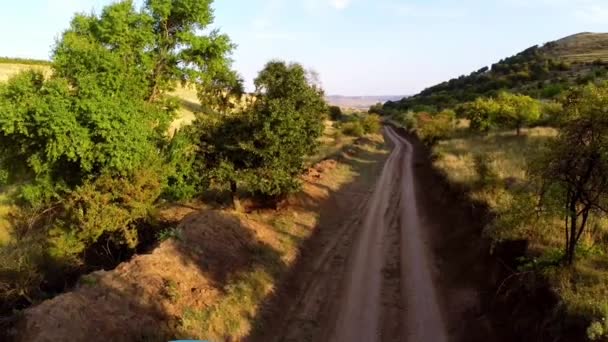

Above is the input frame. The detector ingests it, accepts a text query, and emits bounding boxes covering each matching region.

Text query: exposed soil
[249,126,505,342]
[6,126,548,341]
[5,135,390,341]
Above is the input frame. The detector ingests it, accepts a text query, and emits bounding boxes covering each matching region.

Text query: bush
[393,112,417,131]
[0,238,45,308]
[48,163,165,264]
[416,110,455,145]
[341,121,365,137]
[361,114,381,133]
[457,98,499,133]
[368,102,383,115]
[328,106,342,121]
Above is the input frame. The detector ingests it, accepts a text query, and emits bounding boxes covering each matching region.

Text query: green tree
[328,105,342,121]
[536,84,608,265]
[369,102,383,115]
[416,110,455,145]
[494,92,541,135]
[189,61,327,203]
[243,61,327,196]
[457,98,499,133]
[0,0,236,271]
[145,0,236,102]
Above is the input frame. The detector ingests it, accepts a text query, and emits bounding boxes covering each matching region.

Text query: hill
[546,32,608,63]
[327,95,405,110]
[385,32,608,112]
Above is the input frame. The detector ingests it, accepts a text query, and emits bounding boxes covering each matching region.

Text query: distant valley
[326,95,407,110]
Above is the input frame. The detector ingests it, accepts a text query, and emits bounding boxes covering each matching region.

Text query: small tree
[536,84,608,264]
[369,102,383,115]
[494,92,541,135]
[416,110,455,145]
[328,106,342,121]
[189,61,327,204]
[458,98,499,133]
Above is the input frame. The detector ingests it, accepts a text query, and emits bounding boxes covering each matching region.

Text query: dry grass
[433,126,557,189]
[0,63,50,82]
[306,120,356,166]
[168,85,200,134]
[0,191,16,247]
[433,124,608,328]
[178,134,387,340]
[549,33,608,63]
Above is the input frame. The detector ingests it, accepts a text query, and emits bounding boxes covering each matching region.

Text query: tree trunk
[566,200,577,265]
[516,124,521,136]
[230,181,242,212]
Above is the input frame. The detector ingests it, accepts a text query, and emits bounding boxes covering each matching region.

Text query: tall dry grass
[433,123,608,329]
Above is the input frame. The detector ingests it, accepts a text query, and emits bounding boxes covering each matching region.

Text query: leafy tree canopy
[186,61,327,199]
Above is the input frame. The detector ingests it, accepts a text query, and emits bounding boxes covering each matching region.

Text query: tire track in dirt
[328,132,404,342]
[252,127,452,342]
[326,127,447,342]
[387,127,448,342]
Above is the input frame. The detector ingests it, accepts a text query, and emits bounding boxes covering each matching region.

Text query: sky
[0,1,607,95]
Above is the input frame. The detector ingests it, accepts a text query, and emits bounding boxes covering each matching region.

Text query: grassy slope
[433,124,608,327]
[548,32,608,63]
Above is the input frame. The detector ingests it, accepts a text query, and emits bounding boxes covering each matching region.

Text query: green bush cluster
[340,114,381,137]
[341,121,365,137]
[457,92,541,134]
[415,110,456,145]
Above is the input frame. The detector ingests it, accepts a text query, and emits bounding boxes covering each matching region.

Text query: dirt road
[250,126,476,342]
[329,126,447,341]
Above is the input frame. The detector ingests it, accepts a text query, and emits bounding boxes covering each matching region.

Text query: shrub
[393,112,418,131]
[493,92,541,135]
[328,106,343,121]
[48,163,165,264]
[368,102,383,115]
[361,114,381,133]
[0,238,45,308]
[416,110,456,145]
[457,98,499,133]
[341,121,365,137]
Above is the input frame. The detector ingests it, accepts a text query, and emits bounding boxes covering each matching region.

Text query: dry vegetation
[14,133,388,341]
[0,63,50,82]
[432,123,608,331]
[548,33,608,63]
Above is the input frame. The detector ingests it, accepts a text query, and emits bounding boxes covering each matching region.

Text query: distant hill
[327,95,406,110]
[545,32,608,63]
[385,32,608,112]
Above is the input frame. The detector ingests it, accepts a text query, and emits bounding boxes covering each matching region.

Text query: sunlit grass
[177,133,387,340]
[433,124,608,324]
[0,193,13,246]
[0,63,50,82]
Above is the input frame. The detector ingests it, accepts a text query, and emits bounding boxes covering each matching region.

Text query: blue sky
[1,1,607,95]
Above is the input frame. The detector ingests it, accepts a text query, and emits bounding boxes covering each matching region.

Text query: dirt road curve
[329,126,447,342]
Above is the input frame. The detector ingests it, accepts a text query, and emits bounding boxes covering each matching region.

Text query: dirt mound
[7,153,359,341]
[11,209,277,341]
